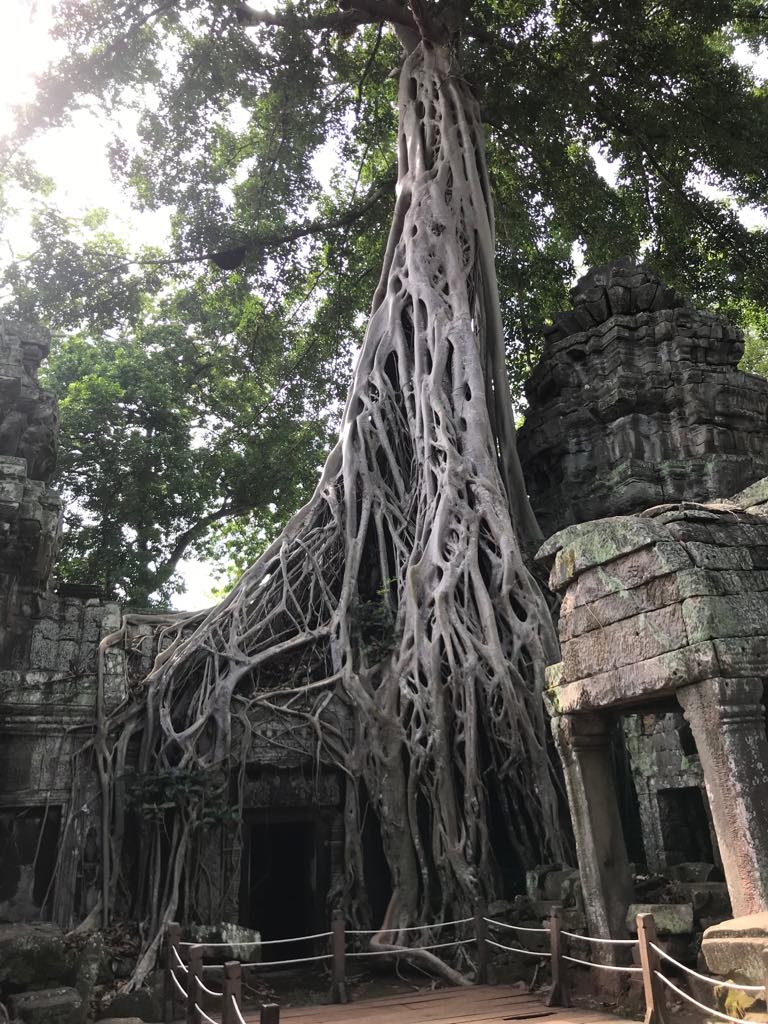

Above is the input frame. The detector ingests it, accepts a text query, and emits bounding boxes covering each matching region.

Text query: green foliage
[125,767,238,827]
[5,0,768,595]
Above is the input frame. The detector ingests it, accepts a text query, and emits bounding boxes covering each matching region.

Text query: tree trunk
[81,38,564,978]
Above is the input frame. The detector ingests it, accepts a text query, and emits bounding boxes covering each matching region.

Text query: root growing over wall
[65,39,565,985]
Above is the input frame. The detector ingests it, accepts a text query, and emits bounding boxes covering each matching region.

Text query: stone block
[684,542,753,570]
[702,912,768,985]
[682,593,768,642]
[559,573,681,641]
[543,517,672,590]
[98,970,164,1019]
[626,903,694,934]
[0,923,76,989]
[713,635,768,676]
[548,641,719,713]
[9,988,83,1024]
[561,603,688,680]
[555,543,692,609]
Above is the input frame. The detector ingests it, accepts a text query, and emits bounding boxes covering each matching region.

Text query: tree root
[62,38,564,988]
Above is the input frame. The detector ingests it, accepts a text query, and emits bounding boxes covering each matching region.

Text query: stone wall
[517,260,768,536]
[622,711,719,873]
[0,592,126,922]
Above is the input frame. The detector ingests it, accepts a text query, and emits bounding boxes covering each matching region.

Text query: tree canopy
[3,0,768,602]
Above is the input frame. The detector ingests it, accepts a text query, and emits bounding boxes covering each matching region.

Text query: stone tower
[517,259,768,536]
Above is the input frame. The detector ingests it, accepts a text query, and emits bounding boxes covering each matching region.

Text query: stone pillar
[677,678,768,916]
[552,714,634,943]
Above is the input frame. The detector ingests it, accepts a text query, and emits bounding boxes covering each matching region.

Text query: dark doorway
[657,786,714,865]
[244,816,319,944]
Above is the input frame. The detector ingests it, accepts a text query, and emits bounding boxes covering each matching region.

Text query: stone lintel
[546,641,719,715]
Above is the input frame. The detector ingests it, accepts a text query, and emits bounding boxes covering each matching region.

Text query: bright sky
[2,3,768,608]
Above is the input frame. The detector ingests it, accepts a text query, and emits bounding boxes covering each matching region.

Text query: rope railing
[649,941,765,993]
[487,938,550,958]
[562,954,641,974]
[484,917,549,934]
[561,930,637,946]
[230,995,247,1024]
[164,906,768,1024]
[345,916,474,936]
[179,930,332,949]
[654,971,755,1024]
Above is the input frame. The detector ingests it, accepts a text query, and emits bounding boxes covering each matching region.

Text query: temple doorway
[241,811,326,945]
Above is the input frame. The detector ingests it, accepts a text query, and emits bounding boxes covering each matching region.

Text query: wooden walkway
[253,985,622,1024]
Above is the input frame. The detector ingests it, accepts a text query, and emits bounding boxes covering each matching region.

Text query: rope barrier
[172,947,189,972]
[170,971,188,1000]
[239,953,333,968]
[195,1003,219,1024]
[231,995,247,1024]
[649,943,765,994]
[195,977,224,998]
[562,954,642,974]
[654,971,754,1024]
[561,931,637,946]
[345,917,474,936]
[486,938,551,958]
[484,918,549,935]
[347,939,475,957]
[180,930,332,949]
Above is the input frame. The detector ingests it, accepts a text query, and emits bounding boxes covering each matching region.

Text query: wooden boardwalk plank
[244,985,622,1024]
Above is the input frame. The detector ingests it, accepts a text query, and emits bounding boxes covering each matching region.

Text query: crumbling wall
[622,712,719,873]
[518,260,768,536]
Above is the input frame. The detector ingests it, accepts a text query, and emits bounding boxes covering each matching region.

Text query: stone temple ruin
[3,258,768,1002]
[520,259,768,980]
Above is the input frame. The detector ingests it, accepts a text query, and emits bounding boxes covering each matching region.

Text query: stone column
[677,678,768,916]
[552,713,634,943]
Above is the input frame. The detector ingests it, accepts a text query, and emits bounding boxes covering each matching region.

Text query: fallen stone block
[702,912,768,985]
[9,987,84,1024]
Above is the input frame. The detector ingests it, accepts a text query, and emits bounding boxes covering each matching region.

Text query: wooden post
[260,1005,280,1024]
[545,906,570,1008]
[165,922,183,1023]
[223,961,242,1024]
[187,945,203,1024]
[474,902,489,986]
[331,909,347,1004]
[637,913,665,1024]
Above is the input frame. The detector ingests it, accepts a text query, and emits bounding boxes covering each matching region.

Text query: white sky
[2,3,768,607]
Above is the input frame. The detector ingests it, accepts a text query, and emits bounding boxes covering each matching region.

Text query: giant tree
[6,0,768,982]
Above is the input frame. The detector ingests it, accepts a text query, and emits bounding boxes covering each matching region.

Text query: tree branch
[102,166,397,274]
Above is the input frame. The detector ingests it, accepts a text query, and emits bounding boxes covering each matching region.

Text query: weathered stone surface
[9,988,84,1024]
[519,261,768,536]
[546,641,719,714]
[561,602,688,680]
[0,320,57,484]
[702,912,768,984]
[683,593,768,642]
[188,922,261,962]
[626,903,694,934]
[667,862,718,883]
[99,972,164,1022]
[540,517,672,591]
[0,924,75,989]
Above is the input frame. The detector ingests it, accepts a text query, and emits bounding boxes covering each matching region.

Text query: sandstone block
[0,923,75,989]
[702,912,768,985]
[682,593,768,642]
[626,903,694,934]
[561,603,688,680]
[9,988,83,1024]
